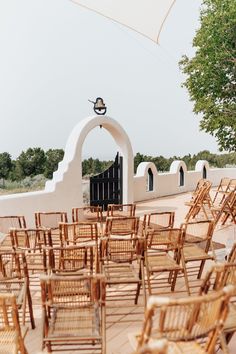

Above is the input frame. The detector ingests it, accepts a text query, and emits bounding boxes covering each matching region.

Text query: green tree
[0,152,12,186]
[180,0,236,152]
[134,153,146,173]
[17,148,46,178]
[44,149,64,179]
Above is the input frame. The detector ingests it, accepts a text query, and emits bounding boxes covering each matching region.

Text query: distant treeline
[0,148,235,186]
[134,150,236,173]
[0,148,64,183]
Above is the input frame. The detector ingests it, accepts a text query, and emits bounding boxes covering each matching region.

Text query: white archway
[0,115,133,225]
[45,115,134,205]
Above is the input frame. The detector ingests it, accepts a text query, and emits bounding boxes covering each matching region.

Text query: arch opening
[179,166,184,187]
[147,168,154,191]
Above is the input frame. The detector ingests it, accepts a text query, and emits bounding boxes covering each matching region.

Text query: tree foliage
[82,158,112,176]
[180,0,236,152]
[44,149,64,179]
[0,147,236,186]
[0,152,12,186]
[16,148,46,178]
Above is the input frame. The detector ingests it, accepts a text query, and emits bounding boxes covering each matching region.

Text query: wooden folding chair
[59,221,99,272]
[0,249,35,329]
[10,228,52,286]
[43,245,95,275]
[212,177,231,204]
[100,235,146,332]
[211,190,236,226]
[0,293,28,354]
[144,228,190,296]
[35,211,68,245]
[0,215,26,248]
[199,262,236,349]
[106,203,136,217]
[40,273,106,353]
[100,235,145,304]
[181,220,216,281]
[104,216,139,238]
[135,285,235,354]
[185,180,213,221]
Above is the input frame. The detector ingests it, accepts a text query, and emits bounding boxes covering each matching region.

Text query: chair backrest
[145,228,182,251]
[59,221,98,246]
[43,245,93,274]
[137,285,235,353]
[143,212,175,231]
[101,237,138,263]
[0,249,29,279]
[104,216,139,237]
[40,273,105,308]
[10,228,52,249]
[0,292,28,354]
[72,206,103,223]
[106,203,136,217]
[181,220,215,243]
[199,263,236,295]
[0,216,26,234]
[35,211,68,229]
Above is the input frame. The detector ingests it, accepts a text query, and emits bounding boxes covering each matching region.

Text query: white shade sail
[71,0,176,43]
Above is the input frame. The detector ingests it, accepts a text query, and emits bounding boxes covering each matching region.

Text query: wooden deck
[18,192,236,352]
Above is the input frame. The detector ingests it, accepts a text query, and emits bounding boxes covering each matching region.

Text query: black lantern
[88,97,107,115]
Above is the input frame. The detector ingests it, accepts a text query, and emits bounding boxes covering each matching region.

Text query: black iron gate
[90,153,123,211]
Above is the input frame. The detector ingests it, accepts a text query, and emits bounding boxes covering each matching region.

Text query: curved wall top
[169,160,187,174]
[136,162,158,177]
[195,160,210,172]
[45,115,134,205]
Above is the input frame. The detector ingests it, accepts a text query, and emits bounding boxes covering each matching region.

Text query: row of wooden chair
[185,178,236,226]
[134,243,236,354]
[0,201,235,353]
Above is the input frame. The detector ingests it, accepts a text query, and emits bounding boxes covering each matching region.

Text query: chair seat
[103,263,140,283]
[147,254,182,271]
[168,341,206,354]
[128,333,206,354]
[48,306,100,338]
[183,245,213,261]
[0,279,26,306]
[0,325,28,354]
[0,329,18,347]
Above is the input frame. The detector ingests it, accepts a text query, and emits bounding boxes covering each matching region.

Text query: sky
[0,0,219,161]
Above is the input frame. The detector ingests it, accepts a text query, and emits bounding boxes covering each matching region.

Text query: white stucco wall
[0,115,134,226]
[0,115,235,225]
[133,160,236,202]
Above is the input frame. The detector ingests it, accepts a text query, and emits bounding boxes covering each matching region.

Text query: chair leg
[181,254,190,295]
[170,270,178,291]
[219,332,230,354]
[27,288,35,329]
[197,259,206,279]
[135,283,141,305]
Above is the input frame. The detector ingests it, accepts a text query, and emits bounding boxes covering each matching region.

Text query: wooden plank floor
[20,192,236,353]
